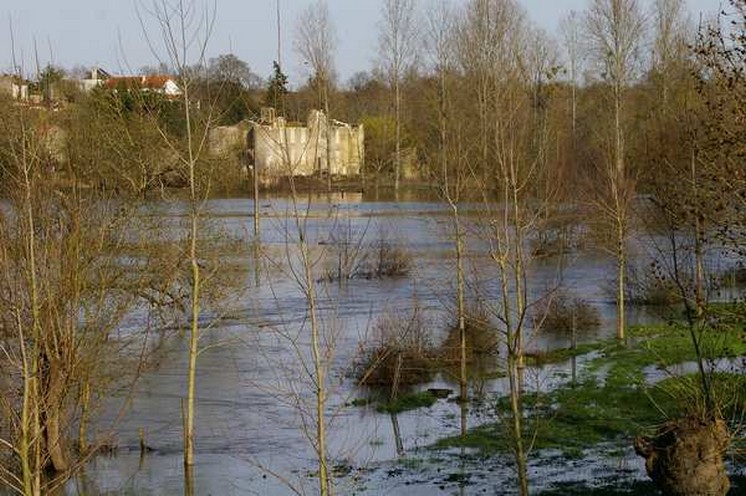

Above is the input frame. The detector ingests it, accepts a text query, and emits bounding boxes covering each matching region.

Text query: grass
[524,377,677,451]
[594,323,746,389]
[436,319,746,456]
[524,341,609,366]
[376,391,438,414]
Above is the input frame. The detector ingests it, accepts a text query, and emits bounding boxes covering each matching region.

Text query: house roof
[143,75,173,88]
[92,67,112,80]
[104,75,178,90]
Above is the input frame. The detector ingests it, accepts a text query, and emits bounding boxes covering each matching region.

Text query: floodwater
[54,192,739,495]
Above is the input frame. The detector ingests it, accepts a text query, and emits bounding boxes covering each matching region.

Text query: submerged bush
[321,227,412,282]
[534,291,601,335]
[530,213,586,258]
[625,264,683,307]
[356,307,434,388]
[437,307,499,363]
[717,262,746,288]
[359,234,412,278]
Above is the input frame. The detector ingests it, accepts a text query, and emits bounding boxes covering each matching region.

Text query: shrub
[320,227,412,282]
[530,214,585,258]
[717,262,746,287]
[534,291,601,335]
[437,307,499,363]
[362,234,412,278]
[356,307,433,388]
[625,264,682,307]
[375,390,437,413]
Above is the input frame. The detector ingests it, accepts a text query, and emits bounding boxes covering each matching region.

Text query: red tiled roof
[104,75,177,90]
[143,75,172,88]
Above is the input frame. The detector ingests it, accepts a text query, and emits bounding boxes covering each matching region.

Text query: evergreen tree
[264,61,288,113]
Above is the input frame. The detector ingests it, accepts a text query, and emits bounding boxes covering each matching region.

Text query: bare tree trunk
[511,161,527,370]
[616,217,626,341]
[585,0,645,341]
[614,82,627,341]
[78,379,91,454]
[21,128,43,496]
[305,251,330,495]
[455,214,467,402]
[184,75,201,473]
[379,0,416,194]
[44,358,69,472]
[394,77,401,193]
[508,349,529,496]
[560,10,581,145]
[691,151,704,316]
[253,165,260,238]
[184,212,200,469]
[17,309,39,496]
[324,83,332,193]
[287,173,332,495]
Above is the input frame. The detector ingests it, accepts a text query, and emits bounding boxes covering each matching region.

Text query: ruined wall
[250,110,363,177]
[328,123,364,176]
[252,123,318,176]
[208,123,249,158]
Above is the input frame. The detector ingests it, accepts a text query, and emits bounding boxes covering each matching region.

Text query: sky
[1,0,725,88]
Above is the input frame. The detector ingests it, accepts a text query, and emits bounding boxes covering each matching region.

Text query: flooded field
[51,193,743,495]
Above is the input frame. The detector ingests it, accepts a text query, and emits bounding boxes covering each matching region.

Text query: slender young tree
[454,4,561,495]
[585,0,646,341]
[633,6,745,492]
[560,10,583,142]
[651,0,689,106]
[139,2,218,491]
[294,0,336,191]
[425,0,471,416]
[0,90,46,496]
[378,0,418,193]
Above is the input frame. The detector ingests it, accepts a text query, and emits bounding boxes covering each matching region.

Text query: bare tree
[208,53,259,88]
[294,0,336,191]
[378,0,418,193]
[651,0,690,105]
[585,0,646,341]
[455,0,500,181]
[452,3,563,495]
[248,97,337,496]
[560,10,583,140]
[424,0,472,423]
[139,2,219,492]
[0,91,180,496]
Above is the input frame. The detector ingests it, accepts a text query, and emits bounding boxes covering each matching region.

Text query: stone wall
[249,109,363,178]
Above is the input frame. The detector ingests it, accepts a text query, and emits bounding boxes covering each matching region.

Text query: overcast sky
[2,0,724,87]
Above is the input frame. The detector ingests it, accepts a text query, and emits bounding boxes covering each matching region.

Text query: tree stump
[634,416,731,496]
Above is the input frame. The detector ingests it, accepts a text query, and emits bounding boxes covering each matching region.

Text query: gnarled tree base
[634,416,730,496]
